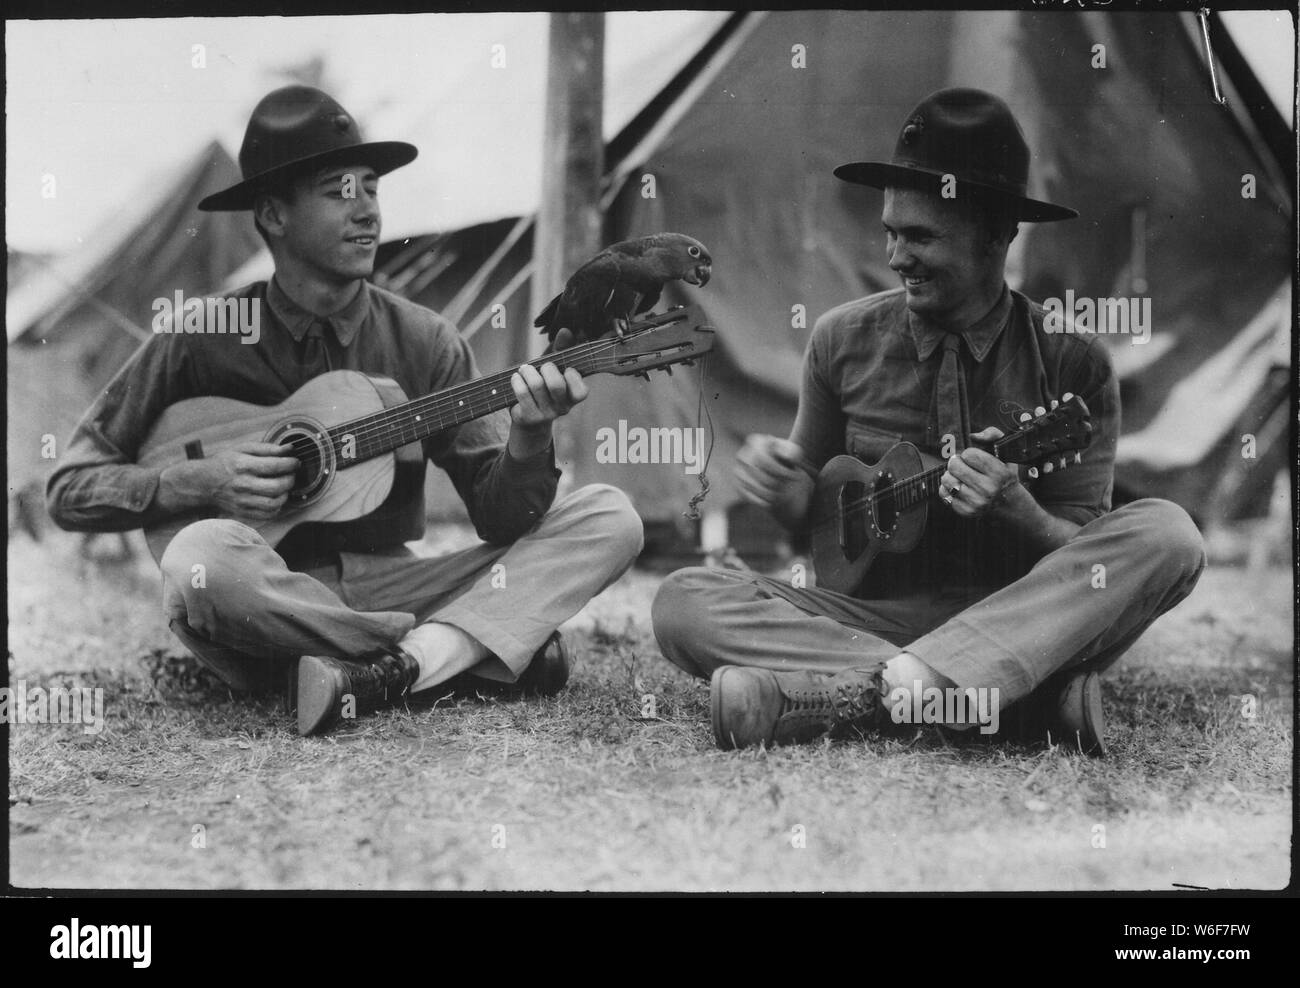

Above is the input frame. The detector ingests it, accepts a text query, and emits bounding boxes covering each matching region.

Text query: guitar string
[277,333,682,462]
[283,352,634,461]
[806,431,1083,532]
[281,340,612,454]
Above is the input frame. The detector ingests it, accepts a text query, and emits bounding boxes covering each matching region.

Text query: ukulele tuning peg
[1019,412,1033,424]
[1028,466,1040,479]
[1050,399,1059,410]
[1073,451,1083,464]
[1063,392,1074,401]
[1042,460,1054,473]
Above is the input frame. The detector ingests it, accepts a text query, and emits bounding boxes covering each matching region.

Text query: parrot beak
[686,264,712,287]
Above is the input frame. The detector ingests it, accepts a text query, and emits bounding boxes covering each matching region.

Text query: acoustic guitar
[137,309,714,562]
[809,394,1092,594]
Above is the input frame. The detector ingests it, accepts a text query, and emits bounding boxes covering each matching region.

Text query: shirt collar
[908,284,1012,363]
[266,276,370,347]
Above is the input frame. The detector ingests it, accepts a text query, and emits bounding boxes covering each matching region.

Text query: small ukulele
[809,394,1092,593]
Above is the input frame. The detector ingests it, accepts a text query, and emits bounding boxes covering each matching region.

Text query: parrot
[533,232,712,351]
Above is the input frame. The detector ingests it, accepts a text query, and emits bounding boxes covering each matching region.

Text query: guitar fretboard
[312,338,633,465]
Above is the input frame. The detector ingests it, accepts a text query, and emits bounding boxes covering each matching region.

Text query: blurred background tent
[7,141,262,538]
[7,10,1292,558]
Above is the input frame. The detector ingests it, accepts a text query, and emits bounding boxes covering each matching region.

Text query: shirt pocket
[846,424,902,464]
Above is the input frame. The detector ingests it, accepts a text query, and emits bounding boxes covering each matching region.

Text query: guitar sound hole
[264,418,335,506]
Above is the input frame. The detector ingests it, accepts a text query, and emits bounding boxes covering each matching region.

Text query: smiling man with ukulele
[652,88,1205,756]
[47,86,644,735]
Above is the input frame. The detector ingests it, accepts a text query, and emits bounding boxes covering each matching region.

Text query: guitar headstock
[604,310,716,378]
[997,393,1092,475]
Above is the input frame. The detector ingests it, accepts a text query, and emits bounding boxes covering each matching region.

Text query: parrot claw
[613,317,630,339]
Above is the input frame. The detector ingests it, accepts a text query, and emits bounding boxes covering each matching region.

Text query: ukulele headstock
[998,393,1092,475]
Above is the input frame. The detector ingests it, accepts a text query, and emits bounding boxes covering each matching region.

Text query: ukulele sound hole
[870,470,898,538]
[264,418,336,506]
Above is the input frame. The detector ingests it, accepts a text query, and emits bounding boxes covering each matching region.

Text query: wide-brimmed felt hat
[198,85,418,211]
[833,87,1077,222]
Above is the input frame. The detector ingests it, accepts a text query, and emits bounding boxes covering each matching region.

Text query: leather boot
[710,664,886,750]
[296,646,420,737]
[441,631,570,700]
[1000,667,1106,757]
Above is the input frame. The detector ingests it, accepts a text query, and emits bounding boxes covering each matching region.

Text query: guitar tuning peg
[1058,455,1068,469]
[1019,412,1033,424]
[1028,466,1040,479]
[1050,399,1059,409]
[1034,406,1047,417]
[1042,460,1054,473]
[1063,392,1074,401]
[1073,451,1083,464]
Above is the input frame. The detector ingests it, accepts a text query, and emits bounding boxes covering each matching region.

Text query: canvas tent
[379,9,1293,539]
[12,11,1291,550]
[7,140,264,504]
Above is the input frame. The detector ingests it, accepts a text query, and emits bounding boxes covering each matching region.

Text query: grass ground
[7,527,1293,891]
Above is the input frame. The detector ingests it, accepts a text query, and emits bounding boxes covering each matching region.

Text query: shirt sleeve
[421,323,560,545]
[788,312,848,473]
[45,333,199,532]
[1030,336,1119,526]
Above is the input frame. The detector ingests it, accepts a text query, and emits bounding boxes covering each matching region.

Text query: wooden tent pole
[532,12,606,337]
[532,12,606,469]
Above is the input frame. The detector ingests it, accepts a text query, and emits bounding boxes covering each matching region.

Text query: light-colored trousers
[160,484,644,693]
[652,499,1205,706]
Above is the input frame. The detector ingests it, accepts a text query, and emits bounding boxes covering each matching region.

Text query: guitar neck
[326,339,614,465]
[889,437,1016,512]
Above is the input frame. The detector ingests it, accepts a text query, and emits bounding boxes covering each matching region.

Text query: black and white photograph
[4,5,1295,911]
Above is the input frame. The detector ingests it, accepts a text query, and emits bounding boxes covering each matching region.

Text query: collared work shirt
[790,285,1119,596]
[46,278,560,564]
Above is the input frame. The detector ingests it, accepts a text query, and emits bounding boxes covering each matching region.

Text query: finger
[969,426,1004,443]
[740,447,801,485]
[521,363,557,414]
[241,454,301,476]
[563,367,588,405]
[734,462,786,503]
[238,441,299,457]
[538,362,568,404]
[511,370,540,417]
[735,472,781,508]
[552,327,575,351]
[235,475,296,498]
[958,447,1004,474]
[768,439,807,471]
[947,456,989,493]
[238,494,286,519]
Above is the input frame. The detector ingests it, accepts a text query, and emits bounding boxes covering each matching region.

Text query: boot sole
[1056,670,1106,757]
[297,655,348,737]
[710,667,737,750]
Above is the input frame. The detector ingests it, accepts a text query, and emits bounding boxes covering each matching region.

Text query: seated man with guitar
[46,85,647,735]
[651,88,1206,756]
